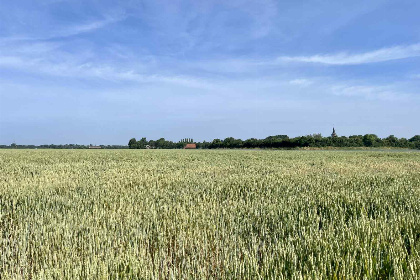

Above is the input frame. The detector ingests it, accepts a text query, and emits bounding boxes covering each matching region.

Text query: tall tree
[128,138,137,149]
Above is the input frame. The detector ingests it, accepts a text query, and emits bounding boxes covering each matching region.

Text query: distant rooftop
[184,143,196,149]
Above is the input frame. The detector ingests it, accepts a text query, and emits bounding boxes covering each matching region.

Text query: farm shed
[184,143,196,149]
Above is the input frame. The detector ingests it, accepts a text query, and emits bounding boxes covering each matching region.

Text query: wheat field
[0,150,419,279]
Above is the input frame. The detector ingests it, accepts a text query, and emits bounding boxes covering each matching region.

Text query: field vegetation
[0,150,419,279]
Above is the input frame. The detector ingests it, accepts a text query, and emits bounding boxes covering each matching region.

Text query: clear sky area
[0,0,419,145]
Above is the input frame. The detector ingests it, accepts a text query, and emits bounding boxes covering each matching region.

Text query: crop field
[0,150,419,279]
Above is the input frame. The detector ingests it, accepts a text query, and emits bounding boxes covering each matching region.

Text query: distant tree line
[128,134,420,149]
[2,134,419,150]
[0,144,128,149]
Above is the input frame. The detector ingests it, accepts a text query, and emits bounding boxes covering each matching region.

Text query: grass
[0,149,419,279]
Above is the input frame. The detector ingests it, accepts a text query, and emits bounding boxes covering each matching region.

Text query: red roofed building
[184,143,196,149]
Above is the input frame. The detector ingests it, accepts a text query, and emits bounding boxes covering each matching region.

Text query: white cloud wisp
[278,43,420,65]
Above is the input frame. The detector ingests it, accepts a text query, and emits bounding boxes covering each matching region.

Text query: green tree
[138,137,148,149]
[210,139,222,149]
[363,134,379,147]
[409,135,420,142]
[349,135,363,147]
[384,135,398,147]
[128,138,137,149]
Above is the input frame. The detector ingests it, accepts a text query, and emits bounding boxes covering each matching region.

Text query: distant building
[89,146,102,149]
[184,143,196,149]
[331,127,337,138]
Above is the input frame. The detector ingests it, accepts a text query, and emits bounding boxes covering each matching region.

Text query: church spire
[331,127,337,138]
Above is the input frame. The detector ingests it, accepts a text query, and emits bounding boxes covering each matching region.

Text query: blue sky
[0,0,419,145]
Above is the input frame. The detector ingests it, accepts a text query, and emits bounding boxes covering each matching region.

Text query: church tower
[331,127,337,138]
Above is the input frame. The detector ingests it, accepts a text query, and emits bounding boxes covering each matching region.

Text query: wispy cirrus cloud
[56,16,125,38]
[0,54,214,89]
[329,84,415,101]
[1,49,417,102]
[277,43,420,65]
[0,16,125,42]
[289,79,313,86]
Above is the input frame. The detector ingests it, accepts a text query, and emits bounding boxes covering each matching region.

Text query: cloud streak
[0,16,125,42]
[56,16,125,38]
[329,84,414,101]
[278,43,420,65]
[0,54,214,89]
[1,51,417,102]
